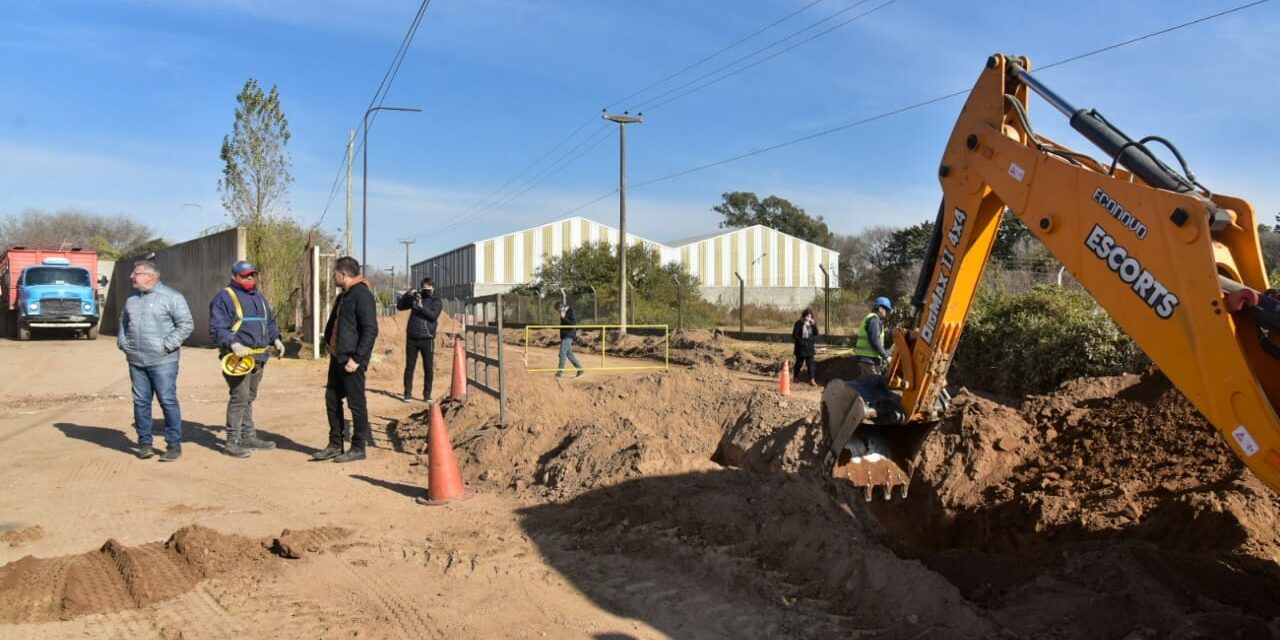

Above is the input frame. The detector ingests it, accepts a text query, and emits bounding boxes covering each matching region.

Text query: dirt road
[5,322,1279,639]
[0,332,837,640]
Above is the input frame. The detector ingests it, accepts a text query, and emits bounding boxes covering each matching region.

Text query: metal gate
[462,294,506,426]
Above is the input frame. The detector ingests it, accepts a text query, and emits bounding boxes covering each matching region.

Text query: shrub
[950,285,1148,396]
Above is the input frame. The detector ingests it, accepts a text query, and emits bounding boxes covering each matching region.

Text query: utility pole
[603,110,642,335]
[345,129,354,256]
[399,238,415,290]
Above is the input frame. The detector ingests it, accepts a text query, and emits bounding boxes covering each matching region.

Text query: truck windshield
[24,267,91,287]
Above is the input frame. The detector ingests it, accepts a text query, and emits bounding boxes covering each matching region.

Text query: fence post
[734,272,745,335]
[818,263,831,337]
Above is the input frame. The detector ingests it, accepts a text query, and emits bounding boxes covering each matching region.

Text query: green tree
[527,241,711,325]
[218,78,305,330]
[713,192,833,246]
[219,79,292,223]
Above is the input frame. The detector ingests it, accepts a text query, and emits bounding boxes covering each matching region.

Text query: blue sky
[3,0,1278,270]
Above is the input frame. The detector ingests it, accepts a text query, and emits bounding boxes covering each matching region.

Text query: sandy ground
[3,316,1280,639]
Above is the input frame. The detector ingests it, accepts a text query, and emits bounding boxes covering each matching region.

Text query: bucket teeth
[833,453,912,502]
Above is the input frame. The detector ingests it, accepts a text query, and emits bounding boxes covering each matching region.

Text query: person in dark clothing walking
[313,257,379,463]
[853,296,893,379]
[554,301,584,378]
[791,308,820,386]
[209,260,285,458]
[396,277,441,404]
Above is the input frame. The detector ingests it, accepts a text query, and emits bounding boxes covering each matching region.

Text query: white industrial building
[410,216,838,309]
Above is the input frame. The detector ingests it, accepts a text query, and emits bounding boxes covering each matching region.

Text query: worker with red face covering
[209,260,285,459]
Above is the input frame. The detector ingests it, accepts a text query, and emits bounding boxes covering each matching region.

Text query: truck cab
[14,258,99,340]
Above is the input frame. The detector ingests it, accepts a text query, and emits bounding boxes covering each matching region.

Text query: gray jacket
[117,283,195,367]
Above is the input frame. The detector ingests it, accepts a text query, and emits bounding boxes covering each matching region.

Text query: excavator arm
[824,54,1280,500]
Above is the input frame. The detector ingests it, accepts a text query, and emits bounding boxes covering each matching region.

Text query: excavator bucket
[821,379,935,501]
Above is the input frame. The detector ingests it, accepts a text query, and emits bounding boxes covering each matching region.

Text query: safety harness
[221,287,268,377]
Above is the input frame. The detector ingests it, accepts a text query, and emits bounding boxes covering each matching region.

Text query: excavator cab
[822,53,1280,501]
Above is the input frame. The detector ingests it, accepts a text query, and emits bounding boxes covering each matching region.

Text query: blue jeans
[557,337,582,374]
[129,361,183,448]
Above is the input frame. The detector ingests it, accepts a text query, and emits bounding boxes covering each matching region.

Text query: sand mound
[0,525,349,622]
[1,525,44,547]
[388,321,1280,639]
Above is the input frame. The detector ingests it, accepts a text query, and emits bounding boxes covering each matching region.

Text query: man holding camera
[396,277,442,403]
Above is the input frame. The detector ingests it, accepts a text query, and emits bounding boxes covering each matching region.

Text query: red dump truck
[0,248,101,340]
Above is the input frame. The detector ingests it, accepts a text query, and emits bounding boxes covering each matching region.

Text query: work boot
[333,448,366,463]
[132,443,155,460]
[241,426,276,450]
[225,438,251,459]
[159,446,182,462]
[311,445,343,461]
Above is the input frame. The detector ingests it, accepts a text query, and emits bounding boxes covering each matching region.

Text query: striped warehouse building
[411,216,838,309]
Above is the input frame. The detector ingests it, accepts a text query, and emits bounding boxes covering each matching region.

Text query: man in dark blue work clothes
[209,260,285,459]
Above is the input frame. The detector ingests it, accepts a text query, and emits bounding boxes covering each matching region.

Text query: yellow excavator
[823,53,1280,500]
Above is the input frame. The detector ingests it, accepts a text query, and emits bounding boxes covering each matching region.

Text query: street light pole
[603,111,642,335]
[362,105,422,274]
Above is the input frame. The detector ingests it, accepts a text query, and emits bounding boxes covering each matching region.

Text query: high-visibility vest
[853,312,882,359]
[223,287,266,334]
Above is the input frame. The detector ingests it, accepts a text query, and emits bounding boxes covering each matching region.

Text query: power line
[445,112,600,225]
[641,0,900,112]
[427,1,858,244]
[547,0,1272,220]
[607,0,830,109]
[313,0,432,228]
[633,0,885,111]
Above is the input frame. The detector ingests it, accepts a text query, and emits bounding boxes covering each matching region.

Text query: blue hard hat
[874,296,893,311]
[231,260,258,276]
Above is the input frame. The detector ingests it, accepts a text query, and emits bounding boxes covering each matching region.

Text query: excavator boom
[825,54,1280,500]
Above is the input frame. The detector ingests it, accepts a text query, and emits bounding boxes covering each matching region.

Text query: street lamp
[362,105,422,275]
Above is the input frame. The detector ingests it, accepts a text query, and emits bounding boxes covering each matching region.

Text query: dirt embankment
[0,525,349,623]
[393,343,1280,639]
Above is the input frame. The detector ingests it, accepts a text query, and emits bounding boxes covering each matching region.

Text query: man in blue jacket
[118,260,194,462]
[209,260,285,459]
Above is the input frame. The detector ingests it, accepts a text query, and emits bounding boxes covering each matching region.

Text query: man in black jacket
[313,257,379,463]
[396,277,442,404]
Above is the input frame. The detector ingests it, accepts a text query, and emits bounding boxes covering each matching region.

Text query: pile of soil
[0,525,349,622]
[1,525,44,547]
[394,363,807,500]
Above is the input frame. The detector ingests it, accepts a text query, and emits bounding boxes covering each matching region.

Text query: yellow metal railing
[523,324,670,372]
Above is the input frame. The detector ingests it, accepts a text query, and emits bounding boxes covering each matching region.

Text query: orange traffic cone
[450,338,467,400]
[415,403,472,506]
[780,360,792,395]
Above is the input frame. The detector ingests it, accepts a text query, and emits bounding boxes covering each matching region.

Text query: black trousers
[403,335,435,399]
[793,354,817,382]
[326,358,370,450]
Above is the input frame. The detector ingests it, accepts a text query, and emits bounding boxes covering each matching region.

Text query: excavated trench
[390,341,1280,638]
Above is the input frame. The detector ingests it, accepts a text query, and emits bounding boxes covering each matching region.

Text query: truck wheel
[87,326,99,340]
[17,326,31,341]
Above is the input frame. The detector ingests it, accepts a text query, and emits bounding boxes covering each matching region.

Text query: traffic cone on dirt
[450,338,467,400]
[415,402,472,506]
[780,360,792,395]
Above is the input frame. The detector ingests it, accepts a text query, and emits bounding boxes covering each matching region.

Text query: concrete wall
[101,228,246,347]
